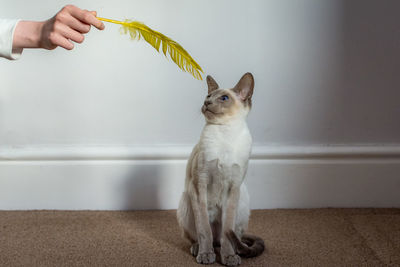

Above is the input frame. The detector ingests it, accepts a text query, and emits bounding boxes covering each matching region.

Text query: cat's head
[201,72,254,124]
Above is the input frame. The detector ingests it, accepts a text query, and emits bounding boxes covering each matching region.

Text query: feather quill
[97,17,203,80]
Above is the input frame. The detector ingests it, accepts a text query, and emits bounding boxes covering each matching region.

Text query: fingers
[47,32,74,50]
[55,36,75,50]
[65,16,91,34]
[65,5,105,30]
[58,23,85,45]
[42,5,105,50]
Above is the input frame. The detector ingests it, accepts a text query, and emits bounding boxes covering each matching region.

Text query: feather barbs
[97,17,203,80]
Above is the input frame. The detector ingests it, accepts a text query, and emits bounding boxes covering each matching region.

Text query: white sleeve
[0,19,23,60]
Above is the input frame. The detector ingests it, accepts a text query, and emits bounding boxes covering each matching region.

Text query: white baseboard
[1,145,400,210]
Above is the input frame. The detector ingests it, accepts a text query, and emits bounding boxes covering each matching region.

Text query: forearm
[13,20,44,49]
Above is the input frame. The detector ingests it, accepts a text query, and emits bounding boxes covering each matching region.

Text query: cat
[177,73,264,266]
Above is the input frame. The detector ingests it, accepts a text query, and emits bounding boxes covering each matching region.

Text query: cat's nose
[204,100,212,106]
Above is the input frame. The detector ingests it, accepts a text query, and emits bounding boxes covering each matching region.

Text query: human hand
[13,5,105,50]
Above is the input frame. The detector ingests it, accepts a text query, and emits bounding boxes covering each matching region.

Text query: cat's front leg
[189,182,216,264]
[221,185,241,266]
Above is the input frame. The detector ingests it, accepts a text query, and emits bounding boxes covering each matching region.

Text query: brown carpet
[0,209,399,266]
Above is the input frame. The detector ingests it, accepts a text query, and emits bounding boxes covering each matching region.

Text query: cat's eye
[220,95,229,101]
[207,94,211,98]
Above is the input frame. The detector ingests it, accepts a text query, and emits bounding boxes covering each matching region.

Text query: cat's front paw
[196,252,216,264]
[221,254,241,266]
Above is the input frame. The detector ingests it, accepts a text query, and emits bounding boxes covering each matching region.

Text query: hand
[13,5,105,50]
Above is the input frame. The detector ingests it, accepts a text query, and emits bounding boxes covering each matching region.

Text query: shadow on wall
[287,0,400,207]
[122,164,163,210]
[316,0,400,143]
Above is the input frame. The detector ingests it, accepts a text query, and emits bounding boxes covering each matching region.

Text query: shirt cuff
[0,19,23,60]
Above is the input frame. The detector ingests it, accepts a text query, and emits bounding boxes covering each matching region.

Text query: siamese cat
[177,73,264,266]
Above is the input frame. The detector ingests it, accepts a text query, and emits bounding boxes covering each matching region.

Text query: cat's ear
[233,72,254,101]
[207,75,219,93]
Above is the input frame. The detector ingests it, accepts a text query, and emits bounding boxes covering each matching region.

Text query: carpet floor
[0,209,399,266]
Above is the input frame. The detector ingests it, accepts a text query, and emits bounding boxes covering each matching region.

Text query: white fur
[198,119,252,229]
[177,95,252,261]
[177,73,254,265]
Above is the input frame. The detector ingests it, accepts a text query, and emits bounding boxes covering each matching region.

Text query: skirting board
[0,145,400,210]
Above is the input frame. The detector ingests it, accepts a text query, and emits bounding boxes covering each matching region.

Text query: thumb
[89,11,105,30]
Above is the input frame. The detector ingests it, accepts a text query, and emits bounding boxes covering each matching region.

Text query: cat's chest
[205,143,249,168]
[200,124,252,166]
[198,123,251,208]
[199,124,252,188]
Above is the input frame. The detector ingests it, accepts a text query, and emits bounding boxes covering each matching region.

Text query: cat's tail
[226,230,265,258]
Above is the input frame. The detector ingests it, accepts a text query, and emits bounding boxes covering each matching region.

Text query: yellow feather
[97,17,204,80]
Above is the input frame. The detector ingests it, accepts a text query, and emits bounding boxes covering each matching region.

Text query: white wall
[1,0,400,209]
